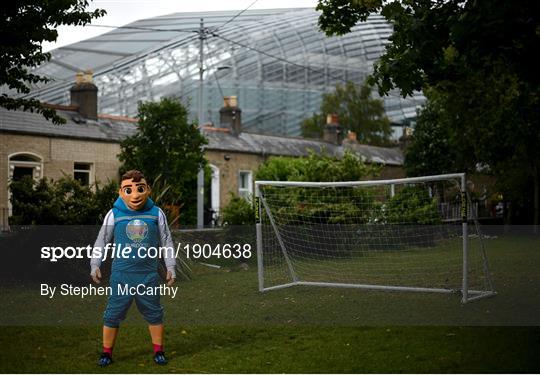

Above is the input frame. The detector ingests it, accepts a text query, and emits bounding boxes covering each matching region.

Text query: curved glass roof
[25,8,424,136]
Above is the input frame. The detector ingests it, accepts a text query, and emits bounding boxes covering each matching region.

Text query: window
[238,170,253,201]
[12,166,34,181]
[8,153,42,182]
[8,152,43,218]
[74,163,92,186]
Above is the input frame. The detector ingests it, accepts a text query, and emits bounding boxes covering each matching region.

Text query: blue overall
[103,197,163,328]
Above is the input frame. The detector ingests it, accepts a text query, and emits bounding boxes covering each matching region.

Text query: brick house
[0,75,404,229]
[203,102,404,219]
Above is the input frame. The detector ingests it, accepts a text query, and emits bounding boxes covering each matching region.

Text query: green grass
[0,326,538,373]
[0,235,539,372]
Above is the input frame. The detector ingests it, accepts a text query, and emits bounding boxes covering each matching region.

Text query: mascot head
[119,170,151,211]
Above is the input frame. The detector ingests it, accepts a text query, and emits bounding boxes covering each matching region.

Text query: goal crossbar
[256,172,465,188]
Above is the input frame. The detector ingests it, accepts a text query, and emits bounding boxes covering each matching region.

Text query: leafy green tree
[118,97,207,225]
[301,81,392,146]
[317,0,540,225]
[407,67,539,223]
[317,0,539,96]
[301,113,326,140]
[1,1,105,124]
[404,89,464,177]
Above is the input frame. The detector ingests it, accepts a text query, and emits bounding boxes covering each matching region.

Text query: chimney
[323,113,341,144]
[70,70,98,120]
[399,126,414,150]
[345,130,357,143]
[219,96,242,136]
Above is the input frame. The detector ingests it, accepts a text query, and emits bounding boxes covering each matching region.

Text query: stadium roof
[17,8,424,136]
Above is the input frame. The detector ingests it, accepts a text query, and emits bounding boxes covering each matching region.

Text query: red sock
[103,346,113,356]
[153,344,163,354]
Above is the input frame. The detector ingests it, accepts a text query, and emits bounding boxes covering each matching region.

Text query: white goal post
[255,173,496,303]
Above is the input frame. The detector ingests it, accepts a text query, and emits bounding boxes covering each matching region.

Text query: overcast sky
[42,0,318,52]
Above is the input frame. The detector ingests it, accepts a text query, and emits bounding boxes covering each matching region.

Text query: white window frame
[73,162,94,186]
[7,152,44,219]
[210,164,220,222]
[238,170,253,201]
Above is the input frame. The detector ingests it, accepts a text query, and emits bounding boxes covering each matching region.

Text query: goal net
[255,173,495,303]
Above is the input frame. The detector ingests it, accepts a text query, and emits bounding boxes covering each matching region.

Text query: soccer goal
[255,173,495,303]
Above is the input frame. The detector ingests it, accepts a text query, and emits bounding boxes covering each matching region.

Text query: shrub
[256,149,380,183]
[9,176,117,225]
[361,186,443,249]
[384,186,442,225]
[256,150,380,225]
[221,194,255,226]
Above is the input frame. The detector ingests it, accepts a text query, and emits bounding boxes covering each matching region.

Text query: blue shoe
[154,351,168,365]
[98,352,113,367]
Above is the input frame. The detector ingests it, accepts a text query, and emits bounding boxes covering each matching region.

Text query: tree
[301,81,392,146]
[118,97,207,225]
[403,89,464,177]
[407,66,539,223]
[1,1,105,124]
[317,0,540,225]
[317,0,539,96]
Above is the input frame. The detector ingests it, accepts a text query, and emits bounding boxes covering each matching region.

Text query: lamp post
[196,18,206,229]
[196,19,231,229]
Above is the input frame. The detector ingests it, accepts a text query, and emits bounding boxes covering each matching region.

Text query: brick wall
[0,133,121,214]
[205,150,405,210]
[205,150,265,208]
[1,133,405,225]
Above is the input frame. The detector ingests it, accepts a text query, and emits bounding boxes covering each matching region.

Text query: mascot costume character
[90,170,176,366]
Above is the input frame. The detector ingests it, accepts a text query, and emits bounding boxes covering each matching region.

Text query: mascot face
[119,178,151,211]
